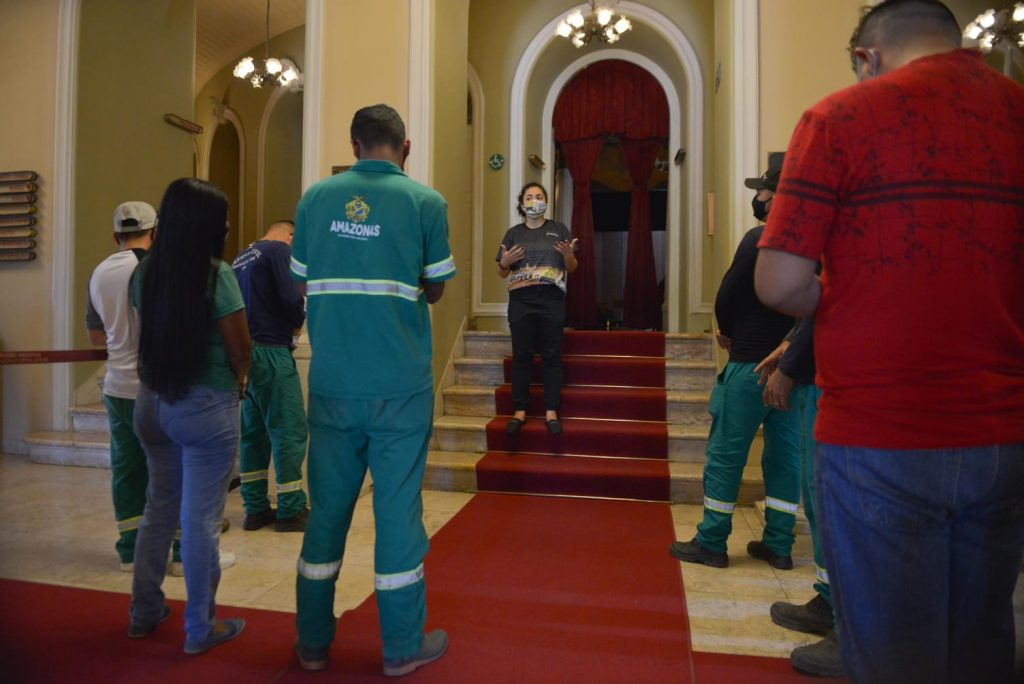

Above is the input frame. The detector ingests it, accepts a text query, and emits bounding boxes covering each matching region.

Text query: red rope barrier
[0,349,107,365]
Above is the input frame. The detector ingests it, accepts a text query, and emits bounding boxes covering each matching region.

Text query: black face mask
[752,196,770,222]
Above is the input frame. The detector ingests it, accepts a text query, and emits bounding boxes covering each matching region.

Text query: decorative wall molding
[200,101,246,256]
[301,0,323,191]
[407,0,433,185]
[733,0,760,251]
[467,64,504,317]
[51,0,80,430]
[506,1,708,330]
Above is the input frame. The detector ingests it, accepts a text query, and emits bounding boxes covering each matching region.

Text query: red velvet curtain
[553,61,669,141]
[622,138,663,330]
[560,138,603,328]
[552,60,668,329]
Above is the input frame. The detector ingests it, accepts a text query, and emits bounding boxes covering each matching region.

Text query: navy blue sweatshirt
[715,226,794,363]
[231,239,305,346]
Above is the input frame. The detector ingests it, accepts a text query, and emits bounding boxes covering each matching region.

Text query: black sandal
[506,417,526,435]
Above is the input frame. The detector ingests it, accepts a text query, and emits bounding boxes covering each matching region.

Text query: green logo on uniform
[346,196,370,223]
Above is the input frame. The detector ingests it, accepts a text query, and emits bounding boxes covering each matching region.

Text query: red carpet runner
[0,494,831,682]
[479,330,670,501]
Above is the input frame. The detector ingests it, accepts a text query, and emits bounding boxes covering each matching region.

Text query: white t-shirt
[86,249,144,399]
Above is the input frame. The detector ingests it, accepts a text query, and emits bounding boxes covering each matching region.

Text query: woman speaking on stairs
[496,182,578,436]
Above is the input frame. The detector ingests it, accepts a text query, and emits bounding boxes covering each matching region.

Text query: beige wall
[73,0,197,390]
[194,25,306,256]
[317,0,410,179]
[428,0,473,384]
[0,0,61,452]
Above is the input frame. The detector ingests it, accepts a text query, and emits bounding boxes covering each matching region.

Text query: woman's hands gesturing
[499,244,525,269]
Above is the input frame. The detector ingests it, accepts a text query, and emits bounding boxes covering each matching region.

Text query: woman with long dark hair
[496,182,577,435]
[128,178,251,654]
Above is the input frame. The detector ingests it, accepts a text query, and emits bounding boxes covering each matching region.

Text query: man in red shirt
[755,1,1024,681]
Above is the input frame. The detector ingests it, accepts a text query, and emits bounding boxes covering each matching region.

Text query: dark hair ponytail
[138,178,229,400]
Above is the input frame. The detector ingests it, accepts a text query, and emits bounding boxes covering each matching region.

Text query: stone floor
[1,452,1021,672]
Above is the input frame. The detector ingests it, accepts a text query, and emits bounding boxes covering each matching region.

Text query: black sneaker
[770,593,834,635]
[669,538,728,568]
[275,507,309,533]
[790,630,845,678]
[243,507,276,531]
[747,540,793,570]
[128,605,171,639]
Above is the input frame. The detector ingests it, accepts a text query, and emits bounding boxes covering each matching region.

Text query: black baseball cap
[744,152,785,192]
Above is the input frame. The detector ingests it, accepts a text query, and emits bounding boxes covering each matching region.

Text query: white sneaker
[168,552,237,577]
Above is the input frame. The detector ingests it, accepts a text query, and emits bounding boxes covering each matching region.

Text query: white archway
[541,51,680,330]
[200,102,246,256]
[508,1,709,331]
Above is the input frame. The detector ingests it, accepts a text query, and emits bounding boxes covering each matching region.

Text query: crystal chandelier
[556,2,633,49]
[963,3,1024,53]
[232,0,302,89]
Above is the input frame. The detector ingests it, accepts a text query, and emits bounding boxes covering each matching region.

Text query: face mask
[752,196,769,222]
[523,201,547,219]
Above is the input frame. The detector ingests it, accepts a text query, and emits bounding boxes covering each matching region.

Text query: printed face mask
[751,196,769,222]
[524,201,547,219]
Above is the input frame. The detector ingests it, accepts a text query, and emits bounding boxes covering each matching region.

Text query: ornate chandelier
[232,0,302,89]
[963,3,1024,53]
[556,2,633,49]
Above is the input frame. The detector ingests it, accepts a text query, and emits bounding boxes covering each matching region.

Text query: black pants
[508,286,565,412]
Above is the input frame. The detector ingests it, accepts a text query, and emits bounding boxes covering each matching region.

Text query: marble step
[463,330,714,361]
[71,402,109,433]
[452,357,716,391]
[442,384,712,427]
[422,450,762,505]
[23,431,110,468]
[430,414,709,463]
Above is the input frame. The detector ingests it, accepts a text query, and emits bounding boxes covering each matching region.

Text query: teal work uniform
[696,225,802,557]
[798,385,830,604]
[290,158,456,660]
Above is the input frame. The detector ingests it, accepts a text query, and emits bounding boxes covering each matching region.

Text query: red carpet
[495,384,667,421]
[482,331,672,501]
[502,355,666,387]
[477,453,671,500]
[0,494,840,682]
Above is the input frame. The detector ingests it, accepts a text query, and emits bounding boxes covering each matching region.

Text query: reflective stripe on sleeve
[422,255,456,280]
[816,565,830,585]
[374,563,424,591]
[765,497,799,515]
[240,470,269,484]
[290,257,307,278]
[306,278,421,302]
[703,497,735,515]
[117,515,143,533]
[297,557,341,580]
[276,479,303,494]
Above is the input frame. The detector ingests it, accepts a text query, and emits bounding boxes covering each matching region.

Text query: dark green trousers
[239,345,309,518]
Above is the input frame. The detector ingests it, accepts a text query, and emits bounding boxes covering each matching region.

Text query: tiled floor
[1,452,1021,670]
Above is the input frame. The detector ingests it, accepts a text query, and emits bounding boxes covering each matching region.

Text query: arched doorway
[208,120,243,263]
[259,88,304,238]
[552,59,668,330]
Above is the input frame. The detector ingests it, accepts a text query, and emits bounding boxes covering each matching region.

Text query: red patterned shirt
[760,50,1024,449]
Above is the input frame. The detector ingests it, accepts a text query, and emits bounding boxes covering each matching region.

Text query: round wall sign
[488,153,505,171]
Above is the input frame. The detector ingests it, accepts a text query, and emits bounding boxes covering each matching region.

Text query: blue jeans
[130,385,239,644]
[817,443,1024,683]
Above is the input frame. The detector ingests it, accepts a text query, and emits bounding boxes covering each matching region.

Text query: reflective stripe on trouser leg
[368,388,432,661]
[696,362,765,555]
[105,395,149,564]
[800,385,832,607]
[259,345,309,518]
[239,379,272,515]
[295,392,371,651]
[760,383,804,557]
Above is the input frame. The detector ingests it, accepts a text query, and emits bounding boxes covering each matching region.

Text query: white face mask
[524,200,547,219]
